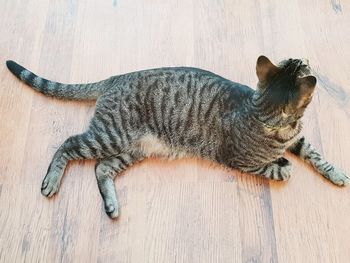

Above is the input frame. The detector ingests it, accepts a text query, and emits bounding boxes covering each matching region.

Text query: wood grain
[0,0,349,262]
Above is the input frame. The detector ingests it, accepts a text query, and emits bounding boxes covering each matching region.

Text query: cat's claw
[326,168,349,186]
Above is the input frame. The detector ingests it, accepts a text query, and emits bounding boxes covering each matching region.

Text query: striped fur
[289,137,349,186]
[6,56,349,219]
[6,60,109,100]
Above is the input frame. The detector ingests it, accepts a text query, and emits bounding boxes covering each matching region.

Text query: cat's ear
[256,55,279,83]
[296,75,317,107]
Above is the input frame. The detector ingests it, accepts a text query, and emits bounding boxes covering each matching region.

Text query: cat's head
[254,55,316,126]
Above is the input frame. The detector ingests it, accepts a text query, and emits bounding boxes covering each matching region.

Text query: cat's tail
[6,60,110,101]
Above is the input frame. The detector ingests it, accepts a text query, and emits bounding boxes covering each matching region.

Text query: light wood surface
[1,1,350,262]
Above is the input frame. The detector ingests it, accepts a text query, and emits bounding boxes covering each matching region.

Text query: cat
[6,56,349,219]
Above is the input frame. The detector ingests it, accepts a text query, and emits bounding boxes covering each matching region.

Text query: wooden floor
[1,0,350,262]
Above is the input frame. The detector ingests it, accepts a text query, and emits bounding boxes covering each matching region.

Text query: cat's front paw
[273,157,292,181]
[279,163,292,181]
[326,168,349,186]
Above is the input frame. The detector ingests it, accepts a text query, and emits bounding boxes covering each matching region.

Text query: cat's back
[110,66,254,109]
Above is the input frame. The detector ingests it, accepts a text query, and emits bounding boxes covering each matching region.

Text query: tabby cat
[6,56,349,219]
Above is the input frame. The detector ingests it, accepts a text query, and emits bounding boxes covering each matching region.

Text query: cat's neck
[241,92,286,129]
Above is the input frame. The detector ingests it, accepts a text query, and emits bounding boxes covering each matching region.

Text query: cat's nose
[301,58,310,66]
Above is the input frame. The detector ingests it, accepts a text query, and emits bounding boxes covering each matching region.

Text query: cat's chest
[252,123,302,159]
[268,121,303,147]
[234,122,302,166]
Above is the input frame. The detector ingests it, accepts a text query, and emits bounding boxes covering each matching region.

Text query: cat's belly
[135,134,187,159]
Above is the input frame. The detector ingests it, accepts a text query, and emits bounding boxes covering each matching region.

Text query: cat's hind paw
[41,171,61,197]
[104,200,119,219]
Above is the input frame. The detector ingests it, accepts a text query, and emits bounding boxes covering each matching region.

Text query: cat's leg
[245,157,292,181]
[288,137,349,186]
[41,131,112,197]
[95,152,143,219]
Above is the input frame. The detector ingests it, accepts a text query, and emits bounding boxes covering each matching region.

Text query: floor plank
[0,0,349,262]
